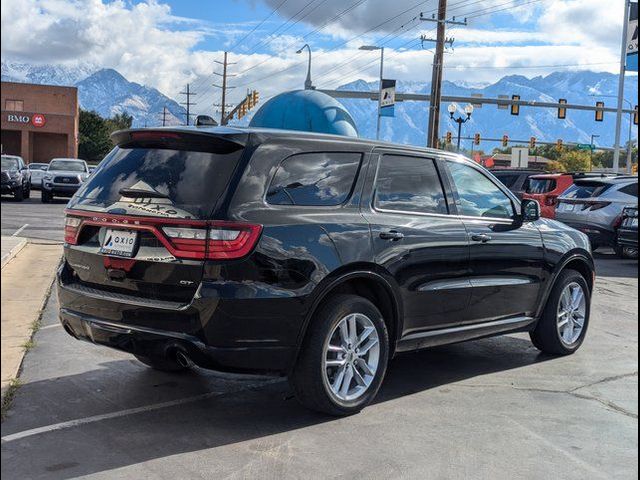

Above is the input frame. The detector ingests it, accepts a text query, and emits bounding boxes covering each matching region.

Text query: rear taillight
[64,216,82,244]
[162,223,262,260]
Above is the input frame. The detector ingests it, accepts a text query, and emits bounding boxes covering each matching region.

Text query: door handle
[380,231,404,241]
[471,233,492,243]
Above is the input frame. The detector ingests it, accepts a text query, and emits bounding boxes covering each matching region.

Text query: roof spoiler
[111,128,248,150]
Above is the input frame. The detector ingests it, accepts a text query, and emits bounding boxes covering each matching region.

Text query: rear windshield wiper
[118,187,170,199]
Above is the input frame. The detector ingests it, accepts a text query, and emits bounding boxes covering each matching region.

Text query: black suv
[58,127,595,415]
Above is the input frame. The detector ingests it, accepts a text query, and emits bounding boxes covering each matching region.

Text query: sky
[0,0,634,115]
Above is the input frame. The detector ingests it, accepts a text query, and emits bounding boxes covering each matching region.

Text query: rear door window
[619,183,638,198]
[374,155,448,214]
[71,138,244,219]
[266,152,362,206]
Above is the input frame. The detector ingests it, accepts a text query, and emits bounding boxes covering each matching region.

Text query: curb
[1,239,27,270]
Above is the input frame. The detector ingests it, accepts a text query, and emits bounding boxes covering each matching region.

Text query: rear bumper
[59,308,294,374]
[562,222,615,247]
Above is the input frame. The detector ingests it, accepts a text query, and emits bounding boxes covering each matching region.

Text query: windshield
[1,157,19,170]
[527,178,557,194]
[48,160,86,172]
[29,163,48,171]
[562,181,612,199]
[70,142,244,219]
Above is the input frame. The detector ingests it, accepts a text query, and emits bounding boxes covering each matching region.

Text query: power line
[179,84,197,126]
[227,0,291,52]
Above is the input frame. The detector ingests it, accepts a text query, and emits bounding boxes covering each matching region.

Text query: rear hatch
[62,129,251,304]
[525,177,558,206]
[556,180,614,223]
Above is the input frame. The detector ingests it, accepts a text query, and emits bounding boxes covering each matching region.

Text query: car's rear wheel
[530,270,590,355]
[134,354,189,373]
[290,294,389,416]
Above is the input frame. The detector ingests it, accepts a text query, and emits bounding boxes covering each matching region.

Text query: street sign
[628,1,638,71]
[511,147,529,168]
[380,79,396,117]
[577,144,595,151]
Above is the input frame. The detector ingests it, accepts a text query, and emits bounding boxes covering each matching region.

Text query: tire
[530,270,591,355]
[134,354,188,373]
[24,183,31,199]
[41,191,52,203]
[14,185,24,201]
[616,245,638,259]
[290,294,390,416]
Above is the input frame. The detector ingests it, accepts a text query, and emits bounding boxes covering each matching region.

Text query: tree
[545,150,590,173]
[78,110,134,163]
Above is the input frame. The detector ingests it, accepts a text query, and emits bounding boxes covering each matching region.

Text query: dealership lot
[1,196,638,480]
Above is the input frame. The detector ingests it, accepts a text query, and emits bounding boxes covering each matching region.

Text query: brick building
[1,81,79,164]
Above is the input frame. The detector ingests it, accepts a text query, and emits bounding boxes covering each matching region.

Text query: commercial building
[1,81,79,164]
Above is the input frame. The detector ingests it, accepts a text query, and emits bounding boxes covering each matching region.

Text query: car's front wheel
[41,191,52,203]
[291,294,389,416]
[13,185,24,201]
[530,270,590,355]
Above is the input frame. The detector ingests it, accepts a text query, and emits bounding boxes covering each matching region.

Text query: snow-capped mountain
[2,62,185,127]
[337,72,639,148]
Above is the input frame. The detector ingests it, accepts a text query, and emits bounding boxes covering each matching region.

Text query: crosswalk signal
[474,133,481,146]
[558,99,567,119]
[530,137,537,149]
[446,131,453,145]
[595,101,605,122]
[557,139,564,151]
[502,135,509,147]
[511,95,520,116]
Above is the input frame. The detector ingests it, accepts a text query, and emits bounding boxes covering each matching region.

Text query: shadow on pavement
[593,252,638,279]
[1,335,552,479]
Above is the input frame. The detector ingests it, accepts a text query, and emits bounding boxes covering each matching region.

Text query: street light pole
[448,103,474,152]
[590,134,600,172]
[297,44,313,90]
[360,45,385,140]
[613,0,631,173]
[591,94,635,173]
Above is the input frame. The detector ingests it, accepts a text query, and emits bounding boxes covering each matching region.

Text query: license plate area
[100,229,139,258]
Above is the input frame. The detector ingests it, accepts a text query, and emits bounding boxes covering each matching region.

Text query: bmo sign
[6,113,47,128]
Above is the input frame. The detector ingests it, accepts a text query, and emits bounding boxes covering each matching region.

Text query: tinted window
[563,182,612,199]
[492,172,520,189]
[374,155,447,214]
[449,162,514,219]
[527,178,557,194]
[267,153,361,206]
[619,183,638,198]
[49,160,86,172]
[73,144,243,219]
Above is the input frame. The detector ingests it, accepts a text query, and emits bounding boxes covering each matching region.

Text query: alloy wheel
[557,282,587,346]
[323,313,380,402]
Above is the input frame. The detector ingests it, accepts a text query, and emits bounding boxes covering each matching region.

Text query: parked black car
[617,206,638,259]
[491,168,544,199]
[58,128,595,415]
[1,154,31,201]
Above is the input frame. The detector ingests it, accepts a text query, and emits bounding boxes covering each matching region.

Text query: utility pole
[421,2,467,148]
[162,106,168,127]
[214,52,237,125]
[179,84,197,126]
[613,0,632,173]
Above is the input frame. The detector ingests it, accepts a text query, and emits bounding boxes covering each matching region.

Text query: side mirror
[521,199,541,222]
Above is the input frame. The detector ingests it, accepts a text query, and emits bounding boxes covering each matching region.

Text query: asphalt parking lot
[1,190,67,241]
[1,193,638,480]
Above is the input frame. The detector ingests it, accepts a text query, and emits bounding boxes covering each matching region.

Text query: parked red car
[523,173,575,219]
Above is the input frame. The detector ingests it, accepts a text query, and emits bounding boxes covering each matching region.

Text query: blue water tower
[249,89,359,138]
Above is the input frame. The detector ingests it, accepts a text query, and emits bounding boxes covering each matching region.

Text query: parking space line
[1,380,279,444]
[39,323,61,330]
[11,224,29,237]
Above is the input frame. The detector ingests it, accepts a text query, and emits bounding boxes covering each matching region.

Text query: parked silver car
[28,162,49,189]
[41,158,90,203]
[556,176,638,251]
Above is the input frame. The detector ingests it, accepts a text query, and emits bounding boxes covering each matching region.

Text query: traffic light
[446,131,452,144]
[238,102,247,119]
[474,133,481,146]
[502,134,509,147]
[595,101,605,122]
[557,139,563,151]
[246,93,254,109]
[558,99,567,119]
[634,105,638,126]
[252,90,260,108]
[511,95,520,116]
[530,137,537,149]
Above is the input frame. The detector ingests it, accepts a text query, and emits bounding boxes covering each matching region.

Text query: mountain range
[2,61,637,148]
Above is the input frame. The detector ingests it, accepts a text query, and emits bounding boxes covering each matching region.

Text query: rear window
[71,142,243,219]
[266,152,362,206]
[492,172,520,188]
[527,178,557,194]
[562,181,612,199]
